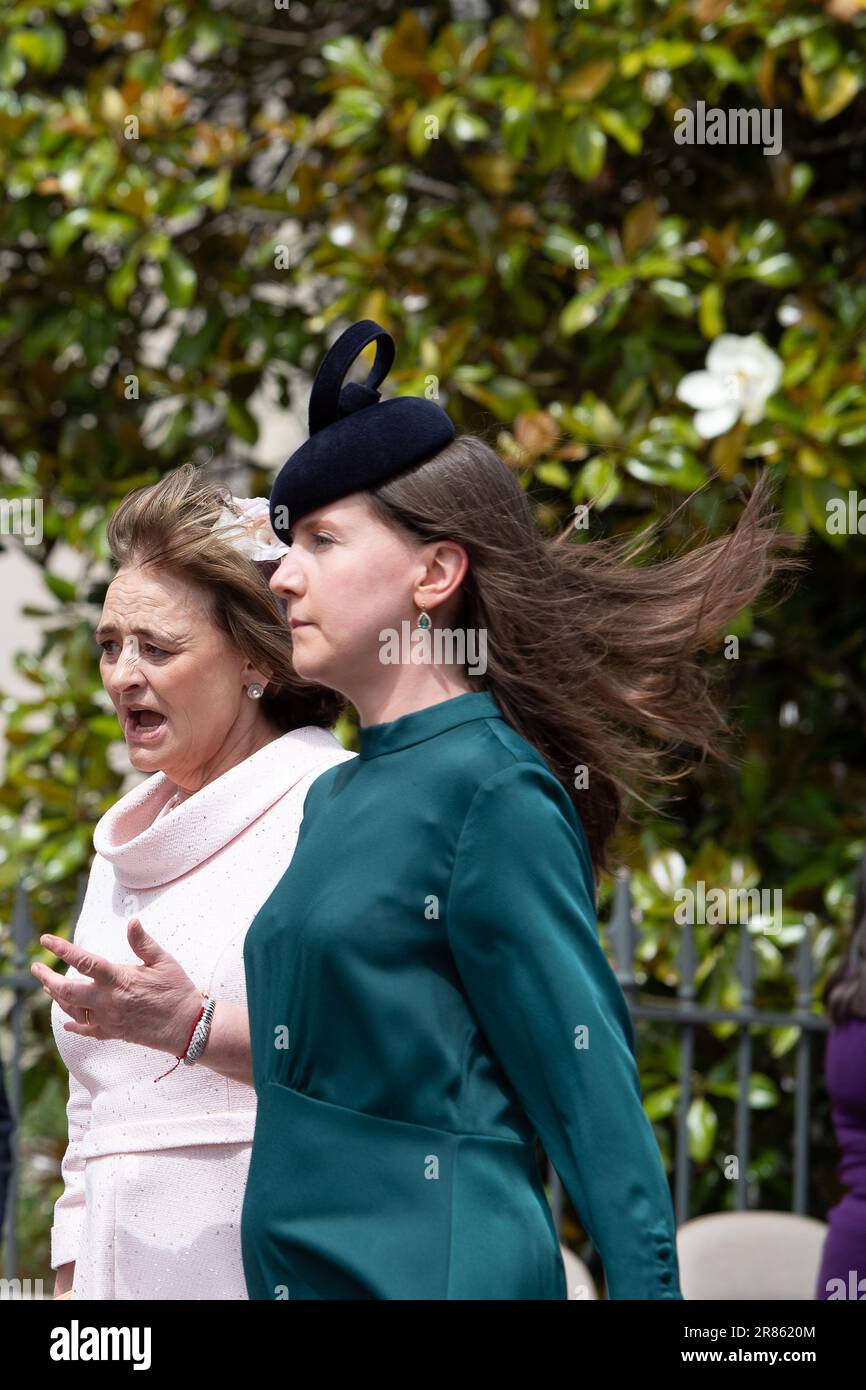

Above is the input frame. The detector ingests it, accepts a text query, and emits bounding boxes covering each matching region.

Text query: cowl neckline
[92,726,344,890]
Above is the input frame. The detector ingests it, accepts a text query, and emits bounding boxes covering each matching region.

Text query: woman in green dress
[240,320,801,1300]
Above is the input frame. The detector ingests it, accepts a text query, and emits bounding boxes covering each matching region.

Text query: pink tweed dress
[50,726,355,1299]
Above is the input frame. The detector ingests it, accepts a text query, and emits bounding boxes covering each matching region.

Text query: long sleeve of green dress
[446,760,681,1300]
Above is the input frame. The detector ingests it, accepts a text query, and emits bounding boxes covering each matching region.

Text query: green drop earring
[416,599,431,631]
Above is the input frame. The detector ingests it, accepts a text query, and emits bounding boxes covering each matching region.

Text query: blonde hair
[105,463,345,733]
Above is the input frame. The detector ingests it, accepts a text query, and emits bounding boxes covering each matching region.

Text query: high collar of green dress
[357,690,501,759]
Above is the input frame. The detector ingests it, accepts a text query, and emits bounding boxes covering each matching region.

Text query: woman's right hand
[53,1261,75,1297]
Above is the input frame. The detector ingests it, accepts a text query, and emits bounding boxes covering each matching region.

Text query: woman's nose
[269,553,303,598]
[107,637,143,687]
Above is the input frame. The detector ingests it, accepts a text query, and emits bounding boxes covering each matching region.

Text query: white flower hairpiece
[209,495,291,562]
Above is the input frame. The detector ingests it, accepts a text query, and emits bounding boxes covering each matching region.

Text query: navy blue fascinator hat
[268,319,455,543]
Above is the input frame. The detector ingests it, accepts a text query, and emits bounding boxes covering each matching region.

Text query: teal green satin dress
[241,691,682,1300]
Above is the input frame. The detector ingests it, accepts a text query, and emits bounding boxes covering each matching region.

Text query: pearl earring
[247,682,264,699]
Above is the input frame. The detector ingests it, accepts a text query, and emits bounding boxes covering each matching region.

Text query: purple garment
[816,1016,866,1299]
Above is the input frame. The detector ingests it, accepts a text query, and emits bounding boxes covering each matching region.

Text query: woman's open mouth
[124,708,168,744]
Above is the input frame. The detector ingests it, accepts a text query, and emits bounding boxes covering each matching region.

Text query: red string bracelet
[154,991,208,1082]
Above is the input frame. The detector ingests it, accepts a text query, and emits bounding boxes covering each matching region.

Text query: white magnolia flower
[676,333,783,439]
[210,496,291,561]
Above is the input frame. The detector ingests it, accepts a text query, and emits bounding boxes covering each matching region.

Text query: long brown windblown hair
[365,434,805,881]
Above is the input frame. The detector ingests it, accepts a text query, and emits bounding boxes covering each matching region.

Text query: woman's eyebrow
[93,624,180,643]
[296,513,342,533]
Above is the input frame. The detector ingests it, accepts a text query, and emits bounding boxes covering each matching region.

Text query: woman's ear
[244,660,274,687]
[421,539,469,606]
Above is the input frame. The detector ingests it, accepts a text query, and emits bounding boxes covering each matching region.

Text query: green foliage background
[1,0,865,1287]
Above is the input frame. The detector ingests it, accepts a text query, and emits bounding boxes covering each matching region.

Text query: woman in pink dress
[34,464,354,1299]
